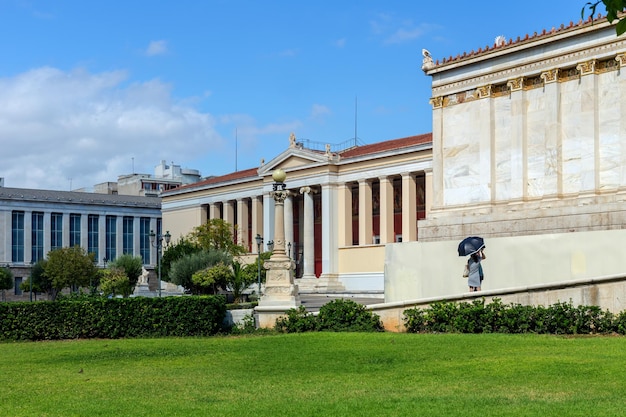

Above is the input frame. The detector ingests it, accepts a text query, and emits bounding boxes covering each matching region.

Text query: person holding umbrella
[467,247,486,292]
[458,236,486,292]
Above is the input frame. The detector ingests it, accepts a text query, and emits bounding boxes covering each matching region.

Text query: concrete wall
[385,229,626,303]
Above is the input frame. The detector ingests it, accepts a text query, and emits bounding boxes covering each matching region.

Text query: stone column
[257,170,299,323]
[223,201,235,229]
[379,176,394,244]
[284,194,294,252]
[358,179,373,245]
[236,198,249,249]
[208,203,220,220]
[401,173,417,242]
[251,196,263,253]
[62,213,70,247]
[24,211,32,264]
[337,183,352,247]
[317,182,344,291]
[298,186,317,287]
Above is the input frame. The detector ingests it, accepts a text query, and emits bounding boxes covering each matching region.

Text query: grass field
[2,333,626,416]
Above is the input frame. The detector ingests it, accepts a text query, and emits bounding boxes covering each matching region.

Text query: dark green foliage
[275,299,383,333]
[583,0,626,35]
[404,298,619,335]
[275,306,318,333]
[0,296,226,341]
[0,266,14,301]
[169,250,231,294]
[160,236,200,283]
[108,254,144,290]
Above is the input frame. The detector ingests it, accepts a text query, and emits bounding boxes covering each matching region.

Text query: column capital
[299,186,316,195]
[615,53,626,67]
[429,96,443,109]
[477,85,492,98]
[576,60,596,76]
[507,77,524,92]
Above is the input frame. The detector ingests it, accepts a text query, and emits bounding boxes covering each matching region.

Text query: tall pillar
[208,203,220,220]
[284,194,294,251]
[223,201,235,227]
[236,198,249,249]
[257,170,299,326]
[358,179,373,245]
[337,183,352,247]
[401,172,417,242]
[251,196,263,253]
[317,183,344,291]
[379,176,394,244]
[298,186,316,286]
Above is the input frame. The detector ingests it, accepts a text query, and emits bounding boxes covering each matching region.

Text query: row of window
[11,211,159,265]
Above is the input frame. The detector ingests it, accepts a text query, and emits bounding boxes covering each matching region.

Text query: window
[32,212,44,262]
[11,211,25,263]
[51,212,63,250]
[123,216,133,255]
[88,215,99,260]
[70,214,81,247]
[140,217,151,264]
[14,277,22,296]
[105,216,117,261]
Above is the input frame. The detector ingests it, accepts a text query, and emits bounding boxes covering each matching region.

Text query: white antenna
[354,96,358,147]
[235,128,238,172]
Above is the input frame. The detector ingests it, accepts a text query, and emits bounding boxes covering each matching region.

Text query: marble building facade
[161,134,432,293]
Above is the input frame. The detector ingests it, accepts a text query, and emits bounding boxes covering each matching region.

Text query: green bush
[0,296,226,341]
[275,299,383,333]
[275,305,318,333]
[404,299,619,335]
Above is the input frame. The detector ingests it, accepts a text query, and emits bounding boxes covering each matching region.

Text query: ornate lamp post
[255,233,263,297]
[150,230,171,297]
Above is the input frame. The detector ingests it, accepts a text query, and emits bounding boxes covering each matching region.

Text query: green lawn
[2,333,626,416]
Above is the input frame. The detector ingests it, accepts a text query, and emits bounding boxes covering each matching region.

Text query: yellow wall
[163,206,205,241]
[338,245,385,274]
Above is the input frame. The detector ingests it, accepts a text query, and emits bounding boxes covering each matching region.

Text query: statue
[139,267,149,285]
[421,48,435,72]
[289,132,297,148]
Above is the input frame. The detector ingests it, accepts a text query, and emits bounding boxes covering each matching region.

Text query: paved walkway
[299,294,384,312]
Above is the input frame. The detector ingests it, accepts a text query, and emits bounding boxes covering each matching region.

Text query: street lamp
[267,240,274,252]
[150,230,171,297]
[287,242,292,259]
[255,233,263,297]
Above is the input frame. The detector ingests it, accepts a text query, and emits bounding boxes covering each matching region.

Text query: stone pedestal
[133,282,153,297]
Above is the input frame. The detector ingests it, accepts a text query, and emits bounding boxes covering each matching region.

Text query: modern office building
[0,186,162,300]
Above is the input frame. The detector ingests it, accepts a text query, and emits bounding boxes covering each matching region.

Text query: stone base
[256,306,298,329]
[296,275,319,291]
[315,274,346,291]
[133,283,153,297]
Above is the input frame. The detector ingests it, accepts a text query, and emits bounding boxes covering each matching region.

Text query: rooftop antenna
[235,128,238,172]
[354,95,358,147]
[132,157,135,174]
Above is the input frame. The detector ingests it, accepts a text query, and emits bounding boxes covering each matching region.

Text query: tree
[99,267,132,298]
[190,219,247,256]
[160,236,200,283]
[193,260,258,303]
[583,1,626,35]
[108,254,143,293]
[44,246,98,300]
[169,249,231,294]
[0,266,14,302]
[19,260,51,300]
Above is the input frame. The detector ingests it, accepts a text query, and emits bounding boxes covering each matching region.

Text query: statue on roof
[289,132,297,148]
[421,48,434,72]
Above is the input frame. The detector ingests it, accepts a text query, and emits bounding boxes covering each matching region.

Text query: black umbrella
[458,236,485,257]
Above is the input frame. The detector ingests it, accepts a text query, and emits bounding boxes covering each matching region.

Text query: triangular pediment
[258,146,331,177]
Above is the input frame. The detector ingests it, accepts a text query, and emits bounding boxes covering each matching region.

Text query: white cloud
[334,38,346,48]
[370,13,438,45]
[145,40,168,56]
[0,67,223,190]
[310,104,331,120]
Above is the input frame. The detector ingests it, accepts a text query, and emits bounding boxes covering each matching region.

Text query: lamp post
[150,230,171,297]
[287,242,292,259]
[255,233,263,297]
[29,260,34,302]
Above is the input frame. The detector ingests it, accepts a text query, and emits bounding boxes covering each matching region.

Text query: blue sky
[0,0,587,190]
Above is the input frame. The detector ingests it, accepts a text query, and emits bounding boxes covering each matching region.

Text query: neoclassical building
[385,15,626,303]
[0,187,162,299]
[161,134,432,292]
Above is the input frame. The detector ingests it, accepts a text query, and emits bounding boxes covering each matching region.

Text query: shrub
[403,299,618,335]
[317,299,384,332]
[275,306,318,333]
[0,296,226,341]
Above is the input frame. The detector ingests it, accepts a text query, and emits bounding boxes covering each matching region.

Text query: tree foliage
[108,254,143,291]
[192,261,257,303]
[19,260,53,300]
[0,266,14,301]
[160,236,200,283]
[43,246,98,300]
[583,1,626,35]
[99,267,132,298]
[190,219,247,256]
[169,250,231,294]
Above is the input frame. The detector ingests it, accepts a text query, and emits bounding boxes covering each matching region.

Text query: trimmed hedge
[404,298,623,335]
[0,296,226,341]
